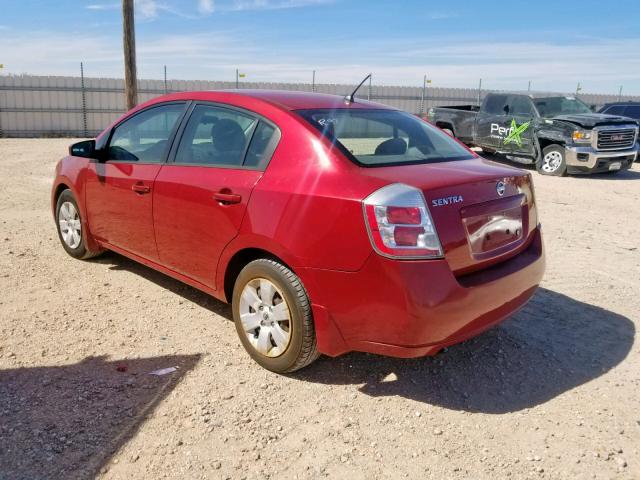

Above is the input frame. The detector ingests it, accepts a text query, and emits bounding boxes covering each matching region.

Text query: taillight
[363,183,443,259]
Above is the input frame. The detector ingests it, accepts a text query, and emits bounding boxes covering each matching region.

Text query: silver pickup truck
[426,93,639,176]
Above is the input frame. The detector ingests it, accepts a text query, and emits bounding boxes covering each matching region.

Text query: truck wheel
[232,259,319,374]
[55,189,103,260]
[536,145,567,176]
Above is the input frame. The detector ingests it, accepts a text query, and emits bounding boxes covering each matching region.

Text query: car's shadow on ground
[294,288,635,413]
[97,252,233,319]
[0,354,200,480]
[95,253,634,414]
[482,153,640,180]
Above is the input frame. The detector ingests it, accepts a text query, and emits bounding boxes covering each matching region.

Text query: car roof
[149,89,396,112]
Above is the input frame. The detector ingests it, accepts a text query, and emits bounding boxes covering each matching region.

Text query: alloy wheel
[239,278,292,358]
[58,201,82,249]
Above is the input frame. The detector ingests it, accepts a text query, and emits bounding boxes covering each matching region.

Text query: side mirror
[69,140,96,158]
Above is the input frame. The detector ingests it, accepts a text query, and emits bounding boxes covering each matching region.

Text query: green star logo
[503,119,530,147]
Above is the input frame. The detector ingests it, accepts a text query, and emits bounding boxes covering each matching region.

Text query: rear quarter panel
[216,116,383,289]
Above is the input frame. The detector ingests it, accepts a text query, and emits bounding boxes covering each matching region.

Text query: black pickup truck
[427,93,639,175]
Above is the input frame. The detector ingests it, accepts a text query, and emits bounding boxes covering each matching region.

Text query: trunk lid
[361,158,537,275]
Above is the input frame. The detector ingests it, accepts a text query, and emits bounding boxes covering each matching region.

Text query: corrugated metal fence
[1,74,638,137]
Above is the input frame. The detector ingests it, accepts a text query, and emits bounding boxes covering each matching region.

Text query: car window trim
[166,100,281,171]
[101,101,191,165]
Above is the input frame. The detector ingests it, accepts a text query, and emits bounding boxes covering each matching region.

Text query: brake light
[363,183,443,259]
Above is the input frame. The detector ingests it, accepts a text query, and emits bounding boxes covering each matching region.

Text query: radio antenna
[345,73,372,104]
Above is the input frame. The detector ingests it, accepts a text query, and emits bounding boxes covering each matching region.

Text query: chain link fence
[1,74,638,138]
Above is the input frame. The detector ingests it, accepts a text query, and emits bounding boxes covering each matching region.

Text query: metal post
[122,0,138,110]
[80,62,88,138]
[235,68,239,89]
[420,75,426,116]
[477,78,482,106]
[528,80,531,92]
[368,74,371,101]
[164,65,167,94]
[312,70,316,93]
[618,85,623,101]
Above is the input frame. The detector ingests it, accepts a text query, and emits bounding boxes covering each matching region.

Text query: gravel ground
[1,138,639,480]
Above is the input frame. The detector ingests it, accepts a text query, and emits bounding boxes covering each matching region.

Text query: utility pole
[312,70,316,92]
[477,78,482,106]
[527,80,531,92]
[122,0,138,110]
[618,85,623,101]
[575,82,582,96]
[368,74,372,101]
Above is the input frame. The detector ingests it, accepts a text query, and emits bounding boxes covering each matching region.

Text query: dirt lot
[1,138,639,480]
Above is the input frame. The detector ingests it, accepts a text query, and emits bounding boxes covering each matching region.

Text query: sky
[0,0,639,94]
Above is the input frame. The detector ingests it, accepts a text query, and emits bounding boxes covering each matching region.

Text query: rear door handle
[214,191,242,205]
[132,183,151,194]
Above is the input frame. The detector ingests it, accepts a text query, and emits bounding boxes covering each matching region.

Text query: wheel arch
[222,247,295,304]
[435,121,455,136]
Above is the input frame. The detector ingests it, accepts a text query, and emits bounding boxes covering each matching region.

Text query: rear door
[153,103,280,288]
[475,94,510,151]
[504,95,536,157]
[85,102,187,260]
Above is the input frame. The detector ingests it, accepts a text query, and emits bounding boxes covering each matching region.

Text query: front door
[85,102,187,260]
[153,103,279,288]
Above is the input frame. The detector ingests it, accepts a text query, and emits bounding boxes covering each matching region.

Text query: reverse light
[363,183,443,259]
[572,130,592,143]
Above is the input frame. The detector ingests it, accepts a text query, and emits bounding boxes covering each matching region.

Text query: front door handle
[214,191,242,205]
[132,183,151,194]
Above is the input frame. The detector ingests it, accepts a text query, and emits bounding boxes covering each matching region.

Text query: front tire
[232,259,319,373]
[55,189,102,259]
[536,145,567,176]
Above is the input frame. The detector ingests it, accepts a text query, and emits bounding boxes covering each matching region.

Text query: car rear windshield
[296,109,474,167]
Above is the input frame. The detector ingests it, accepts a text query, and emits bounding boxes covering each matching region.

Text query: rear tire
[441,128,454,137]
[55,189,103,260]
[536,145,567,176]
[232,259,319,373]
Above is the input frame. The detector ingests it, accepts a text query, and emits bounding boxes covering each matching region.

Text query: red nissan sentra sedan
[52,90,545,373]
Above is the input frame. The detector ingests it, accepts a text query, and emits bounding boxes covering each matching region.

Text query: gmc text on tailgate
[427,93,639,176]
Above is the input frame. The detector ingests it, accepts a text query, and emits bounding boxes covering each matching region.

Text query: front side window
[297,109,474,167]
[175,105,263,167]
[603,105,626,115]
[108,103,185,162]
[533,97,592,117]
[508,96,535,116]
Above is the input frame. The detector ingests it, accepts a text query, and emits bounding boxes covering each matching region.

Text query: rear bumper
[565,143,638,173]
[301,227,545,358]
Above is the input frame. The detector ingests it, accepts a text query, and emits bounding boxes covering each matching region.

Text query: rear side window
[244,122,277,168]
[175,105,258,167]
[482,95,509,115]
[297,109,474,167]
[108,103,186,162]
